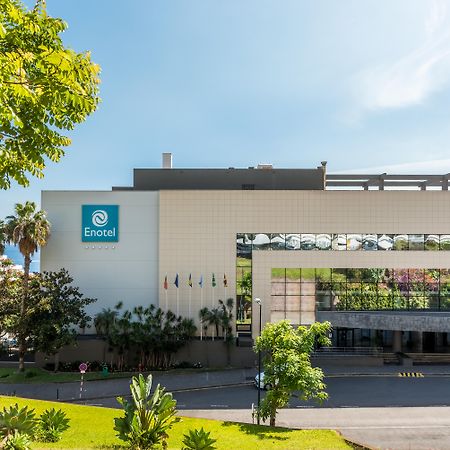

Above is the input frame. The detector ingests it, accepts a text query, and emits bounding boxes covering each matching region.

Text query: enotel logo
[92,210,108,227]
[82,205,119,242]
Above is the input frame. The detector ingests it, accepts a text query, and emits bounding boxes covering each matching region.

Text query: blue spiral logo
[92,210,108,227]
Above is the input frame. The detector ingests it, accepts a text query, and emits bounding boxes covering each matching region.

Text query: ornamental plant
[114,374,179,449]
[182,427,217,450]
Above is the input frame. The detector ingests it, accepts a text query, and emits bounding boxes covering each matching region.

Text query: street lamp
[254,297,262,425]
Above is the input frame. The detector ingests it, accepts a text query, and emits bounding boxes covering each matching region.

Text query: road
[83,374,450,409]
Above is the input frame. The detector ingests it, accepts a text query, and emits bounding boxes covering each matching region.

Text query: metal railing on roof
[326,174,450,190]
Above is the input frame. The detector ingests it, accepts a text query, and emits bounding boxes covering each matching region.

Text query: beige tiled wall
[159,190,450,336]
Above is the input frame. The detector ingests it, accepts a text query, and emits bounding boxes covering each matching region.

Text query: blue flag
[199,275,203,288]
[174,273,179,288]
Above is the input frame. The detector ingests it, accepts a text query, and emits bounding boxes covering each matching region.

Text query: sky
[2,0,450,217]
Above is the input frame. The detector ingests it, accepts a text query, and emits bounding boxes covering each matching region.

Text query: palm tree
[0,220,6,255]
[6,201,51,371]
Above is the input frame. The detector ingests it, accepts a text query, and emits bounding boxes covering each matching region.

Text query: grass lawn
[0,396,354,449]
[0,368,133,384]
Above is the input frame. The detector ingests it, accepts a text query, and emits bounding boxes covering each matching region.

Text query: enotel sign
[82,205,119,242]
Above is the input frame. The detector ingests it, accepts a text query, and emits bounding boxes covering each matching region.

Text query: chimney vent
[162,152,172,169]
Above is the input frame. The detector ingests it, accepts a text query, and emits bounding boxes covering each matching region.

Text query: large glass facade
[238,233,450,252]
[236,232,450,331]
[271,268,450,313]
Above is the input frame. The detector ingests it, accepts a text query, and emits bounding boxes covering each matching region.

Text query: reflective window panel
[362,234,378,251]
[409,234,424,251]
[316,234,332,250]
[347,234,362,251]
[301,234,316,250]
[285,234,301,250]
[332,234,347,250]
[378,234,393,251]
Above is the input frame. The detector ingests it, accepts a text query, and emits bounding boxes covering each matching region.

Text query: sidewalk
[0,368,256,402]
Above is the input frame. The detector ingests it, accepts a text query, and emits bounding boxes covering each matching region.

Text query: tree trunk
[54,352,60,372]
[270,415,276,427]
[18,254,31,372]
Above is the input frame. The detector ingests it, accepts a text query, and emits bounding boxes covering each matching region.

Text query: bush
[114,374,179,449]
[37,408,70,442]
[0,404,36,439]
[182,427,217,450]
[3,430,32,450]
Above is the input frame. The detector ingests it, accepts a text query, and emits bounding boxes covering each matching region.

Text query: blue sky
[2,0,450,217]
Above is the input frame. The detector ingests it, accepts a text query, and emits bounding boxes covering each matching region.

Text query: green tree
[5,201,50,371]
[0,220,6,254]
[0,0,100,189]
[254,320,331,427]
[0,268,95,371]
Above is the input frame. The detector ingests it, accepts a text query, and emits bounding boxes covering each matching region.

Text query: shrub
[0,404,36,439]
[2,430,32,450]
[37,408,70,442]
[182,427,217,450]
[114,374,179,449]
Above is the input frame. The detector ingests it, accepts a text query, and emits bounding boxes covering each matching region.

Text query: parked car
[254,372,271,390]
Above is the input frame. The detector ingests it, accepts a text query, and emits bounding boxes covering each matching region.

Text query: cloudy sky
[2,0,450,216]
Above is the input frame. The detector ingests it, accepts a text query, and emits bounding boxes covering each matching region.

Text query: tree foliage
[95,303,197,371]
[0,0,100,188]
[254,320,331,426]
[0,267,96,366]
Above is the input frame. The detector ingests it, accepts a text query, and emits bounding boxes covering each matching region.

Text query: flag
[163,275,168,290]
[212,273,216,287]
[174,274,179,288]
[188,273,193,287]
[199,275,203,288]
[223,273,228,287]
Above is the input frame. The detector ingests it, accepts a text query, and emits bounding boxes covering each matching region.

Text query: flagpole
[189,287,192,318]
[165,290,168,313]
[200,286,203,341]
[176,289,179,316]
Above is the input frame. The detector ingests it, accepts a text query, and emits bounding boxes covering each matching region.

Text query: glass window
[252,233,271,250]
[393,234,409,250]
[270,233,286,250]
[301,234,316,250]
[285,234,301,250]
[301,268,316,282]
[286,268,300,281]
[332,234,346,250]
[378,234,393,251]
[409,234,424,251]
[300,282,316,296]
[362,234,378,251]
[271,268,285,281]
[286,296,301,311]
[332,268,347,282]
[409,296,429,309]
[316,234,332,250]
[236,233,252,259]
[440,235,450,250]
[347,234,362,251]
[271,282,285,296]
[316,268,332,281]
[425,234,439,251]
[285,311,300,325]
[270,297,285,311]
[286,283,300,295]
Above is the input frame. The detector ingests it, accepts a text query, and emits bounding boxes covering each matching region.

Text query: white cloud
[355,0,450,111]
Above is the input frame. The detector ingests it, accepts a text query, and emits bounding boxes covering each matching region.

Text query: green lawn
[0,396,354,449]
[0,368,133,384]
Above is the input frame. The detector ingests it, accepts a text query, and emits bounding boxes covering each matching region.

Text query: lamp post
[255,297,262,425]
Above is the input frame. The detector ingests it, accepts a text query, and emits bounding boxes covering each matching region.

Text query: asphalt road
[80,374,450,409]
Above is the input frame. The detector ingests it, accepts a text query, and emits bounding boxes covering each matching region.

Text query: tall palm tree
[0,220,6,255]
[6,201,51,371]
